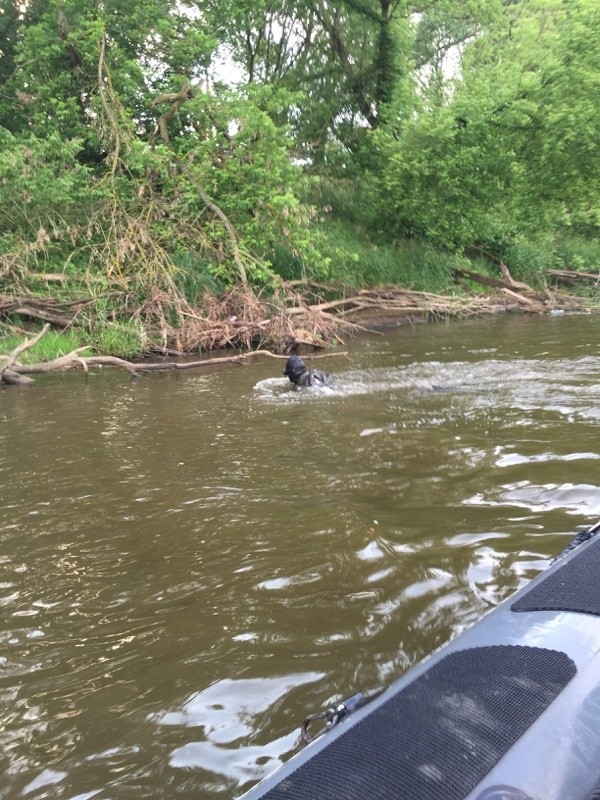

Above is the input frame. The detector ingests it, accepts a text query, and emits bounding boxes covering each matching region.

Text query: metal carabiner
[300,703,344,743]
[300,689,386,744]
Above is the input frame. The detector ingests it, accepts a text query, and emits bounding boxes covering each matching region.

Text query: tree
[201,0,499,168]
[370,0,600,251]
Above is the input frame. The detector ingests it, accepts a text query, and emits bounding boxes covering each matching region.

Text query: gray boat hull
[241,525,600,800]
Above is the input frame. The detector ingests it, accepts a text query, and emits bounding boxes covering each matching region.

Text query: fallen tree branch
[127,349,349,372]
[453,268,514,291]
[176,159,248,285]
[0,293,94,327]
[2,281,593,375]
[0,323,50,381]
[548,269,600,287]
[27,272,70,284]
[465,246,536,294]
[11,304,74,327]
[2,369,35,385]
[2,328,349,385]
[501,287,545,311]
[453,267,539,296]
[14,352,140,377]
[498,262,534,293]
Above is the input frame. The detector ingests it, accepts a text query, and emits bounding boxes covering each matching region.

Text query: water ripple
[0,315,598,799]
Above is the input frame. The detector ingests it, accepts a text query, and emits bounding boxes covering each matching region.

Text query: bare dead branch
[453,267,537,296]
[2,280,593,388]
[1,326,349,386]
[133,349,349,371]
[0,323,50,379]
[549,269,600,286]
[501,288,544,311]
[465,245,537,294]
[12,351,140,378]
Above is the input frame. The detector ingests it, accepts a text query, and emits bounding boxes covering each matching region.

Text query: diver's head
[283,355,307,385]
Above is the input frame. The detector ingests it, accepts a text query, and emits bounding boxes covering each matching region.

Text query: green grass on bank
[0,323,144,362]
[308,219,467,292]
[271,177,471,291]
[273,217,600,296]
[500,235,600,288]
[272,177,600,294]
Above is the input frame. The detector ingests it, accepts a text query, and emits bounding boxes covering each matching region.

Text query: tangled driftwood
[1,274,595,386]
[0,324,349,386]
[3,263,594,358]
[0,293,94,327]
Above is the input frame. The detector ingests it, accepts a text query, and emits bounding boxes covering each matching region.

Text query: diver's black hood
[283,355,308,384]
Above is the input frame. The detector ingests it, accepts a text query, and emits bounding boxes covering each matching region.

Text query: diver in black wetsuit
[282,355,333,389]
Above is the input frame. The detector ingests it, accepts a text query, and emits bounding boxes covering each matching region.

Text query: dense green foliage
[1,0,599,350]
[372,0,600,250]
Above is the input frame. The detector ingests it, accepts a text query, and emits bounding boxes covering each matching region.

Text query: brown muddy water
[0,313,599,800]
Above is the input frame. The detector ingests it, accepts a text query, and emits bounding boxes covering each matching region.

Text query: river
[0,313,599,799]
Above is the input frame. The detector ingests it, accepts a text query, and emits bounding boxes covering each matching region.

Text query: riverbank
[1,276,598,387]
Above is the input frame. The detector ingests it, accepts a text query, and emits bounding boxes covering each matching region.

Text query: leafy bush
[502,234,600,285]
[0,130,101,274]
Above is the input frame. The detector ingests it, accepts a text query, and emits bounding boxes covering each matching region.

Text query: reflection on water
[465,480,600,515]
[155,674,320,784]
[0,314,598,799]
[154,674,323,739]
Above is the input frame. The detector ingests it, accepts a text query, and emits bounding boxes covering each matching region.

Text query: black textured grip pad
[254,646,576,800]
[513,536,600,616]
[587,783,600,800]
